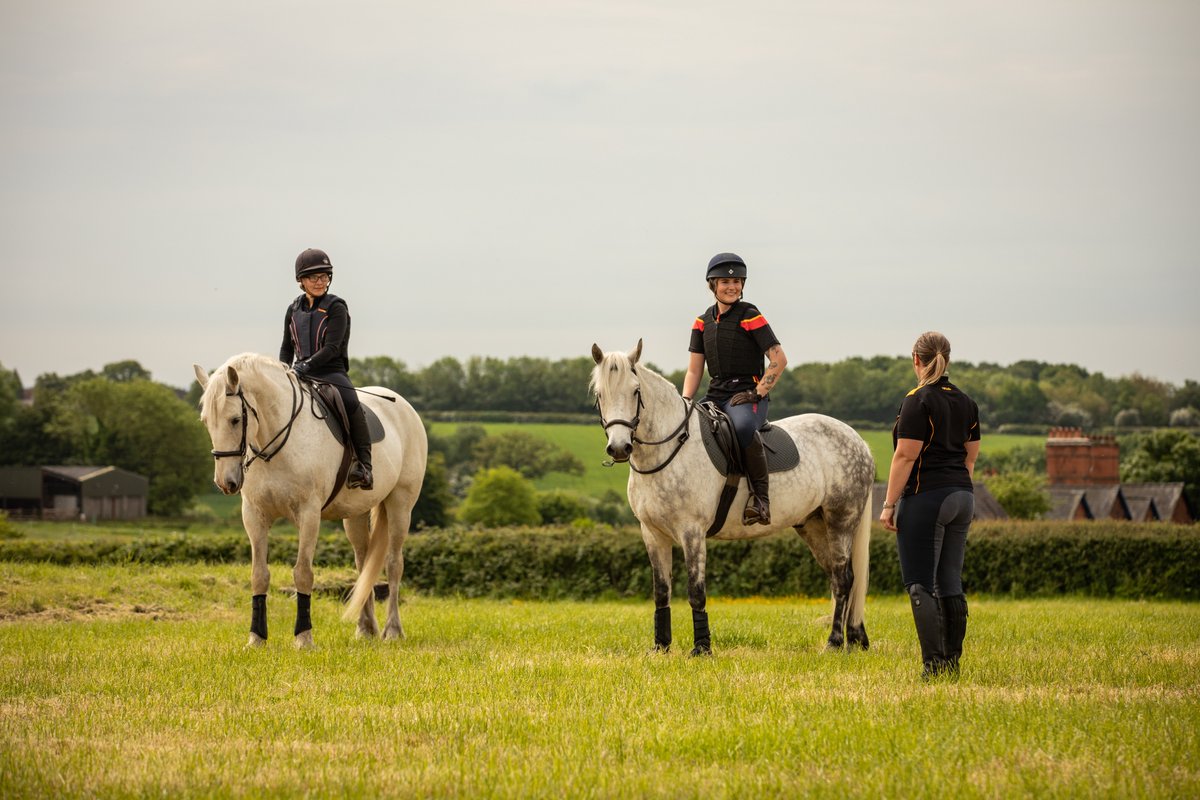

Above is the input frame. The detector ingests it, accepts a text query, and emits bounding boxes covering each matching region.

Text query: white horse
[591,341,875,655]
[194,353,427,648]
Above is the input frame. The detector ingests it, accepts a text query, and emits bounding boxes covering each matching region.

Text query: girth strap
[705,473,743,538]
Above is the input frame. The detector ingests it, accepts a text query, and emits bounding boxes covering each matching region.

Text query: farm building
[0,465,148,520]
[1042,428,1194,523]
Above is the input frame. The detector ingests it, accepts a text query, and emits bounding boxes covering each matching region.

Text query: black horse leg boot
[741,434,771,525]
[347,406,374,490]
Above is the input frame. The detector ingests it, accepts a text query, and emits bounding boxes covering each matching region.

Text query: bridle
[209,373,304,469]
[596,369,695,475]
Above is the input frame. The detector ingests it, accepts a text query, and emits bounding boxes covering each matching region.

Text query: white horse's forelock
[198,353,282,421]
[589,350,640,399]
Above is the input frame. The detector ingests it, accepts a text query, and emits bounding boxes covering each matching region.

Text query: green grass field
[2,562,1197,798]
[431,421,1046,498]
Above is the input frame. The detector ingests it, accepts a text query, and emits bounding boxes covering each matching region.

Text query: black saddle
[694,401,800,537]
[307,383,385,446]
[695,401,800,477]
[302,380,387,509]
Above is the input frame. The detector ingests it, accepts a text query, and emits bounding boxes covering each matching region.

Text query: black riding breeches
[895,486,973,597]
[311,371,360,414]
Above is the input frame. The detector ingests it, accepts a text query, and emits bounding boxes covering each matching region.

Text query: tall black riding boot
[939,594,968,676]
[347,406,374,490]
[741,434,771,525]
[907,583,945,678]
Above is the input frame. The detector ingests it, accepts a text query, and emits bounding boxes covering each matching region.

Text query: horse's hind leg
[795,512,852,650]
[344,512,379,638]
[382,495,412,641]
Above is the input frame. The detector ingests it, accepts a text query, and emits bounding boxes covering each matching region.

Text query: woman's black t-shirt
[893,376,980,496]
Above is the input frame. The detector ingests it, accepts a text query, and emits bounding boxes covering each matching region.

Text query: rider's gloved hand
[729,389,761,406]
[293,360,311,377]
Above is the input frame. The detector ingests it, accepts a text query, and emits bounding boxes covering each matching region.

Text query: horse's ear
[225,365,240,393]
[629,338,643,366]
[591,343,604,364]
[192,364,209,389]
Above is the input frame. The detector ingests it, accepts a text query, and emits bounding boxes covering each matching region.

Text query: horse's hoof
[356,622,379,639]
[689,646,713,658]
[245,634,267,649]
[652,643,671,654]
[382,626,405,641]
[293,631,315,650]
[846,626,870,651]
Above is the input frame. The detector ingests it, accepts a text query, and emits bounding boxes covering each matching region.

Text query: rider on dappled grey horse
[280,247,373,490]
[682,252,789,526]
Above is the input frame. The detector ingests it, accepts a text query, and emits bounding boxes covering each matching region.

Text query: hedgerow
[1,521,1196,600]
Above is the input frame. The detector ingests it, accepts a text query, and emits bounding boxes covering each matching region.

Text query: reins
[597,368,695,475]
[209,372,305,469]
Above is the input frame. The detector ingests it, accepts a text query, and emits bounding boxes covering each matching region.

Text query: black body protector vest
[288,293,350,371]
[701,301,766,384]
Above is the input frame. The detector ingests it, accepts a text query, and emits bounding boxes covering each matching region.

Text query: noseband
[209,374,304,468]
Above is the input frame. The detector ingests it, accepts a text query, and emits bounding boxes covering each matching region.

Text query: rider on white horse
[280,247,373,490]
[682,252,789,526]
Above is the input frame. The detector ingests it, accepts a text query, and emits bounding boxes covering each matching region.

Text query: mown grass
[431,422,1046,493]
[1,562,1197,798]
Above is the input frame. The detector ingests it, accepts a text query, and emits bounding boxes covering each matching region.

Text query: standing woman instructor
[880,331,979,678]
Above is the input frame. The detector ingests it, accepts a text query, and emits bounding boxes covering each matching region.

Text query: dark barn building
[0,465,148,520]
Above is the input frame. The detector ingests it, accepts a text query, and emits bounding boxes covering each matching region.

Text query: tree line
[350,354,1197,430]
[3,354,1198,519]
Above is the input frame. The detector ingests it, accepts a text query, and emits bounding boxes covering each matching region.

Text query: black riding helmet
[706,252,747,281]
[295,248,333,280]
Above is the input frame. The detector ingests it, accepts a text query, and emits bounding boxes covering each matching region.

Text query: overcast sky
[2,1,1197,391]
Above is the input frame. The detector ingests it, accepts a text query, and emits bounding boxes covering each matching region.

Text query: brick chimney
[1088,435,1120,484]
[1045,427,1120,486]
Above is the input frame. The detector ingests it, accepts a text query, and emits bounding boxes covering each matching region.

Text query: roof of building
[1125,496,1159,522]
[1082,485,1129,519]
[1122,482,1192,516]
[1046,487,1091,520]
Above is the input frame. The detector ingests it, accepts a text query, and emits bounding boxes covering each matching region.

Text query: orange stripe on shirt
[692,318,705,331]
[740,314,768,331]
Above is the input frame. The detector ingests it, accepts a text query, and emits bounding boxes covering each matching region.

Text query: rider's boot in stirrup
[347,406,374,490]
[741,433,771,525]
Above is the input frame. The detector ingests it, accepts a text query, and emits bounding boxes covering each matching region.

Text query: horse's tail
[848,491,872,628]
[341,504,389,622]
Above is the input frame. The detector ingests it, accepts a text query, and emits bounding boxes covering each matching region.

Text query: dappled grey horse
[591,340,875,655]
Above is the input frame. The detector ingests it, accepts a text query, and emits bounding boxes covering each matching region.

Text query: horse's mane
[198,353,285,421]
[588,349,673,400]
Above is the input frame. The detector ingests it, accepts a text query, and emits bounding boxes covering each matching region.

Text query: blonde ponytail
[913,331,951,388]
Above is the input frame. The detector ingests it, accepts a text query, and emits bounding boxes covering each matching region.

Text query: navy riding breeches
[895,486,974,597]
[711,395,769,449]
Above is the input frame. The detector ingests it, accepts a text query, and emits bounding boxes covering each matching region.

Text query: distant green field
[430,421,1045,497]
